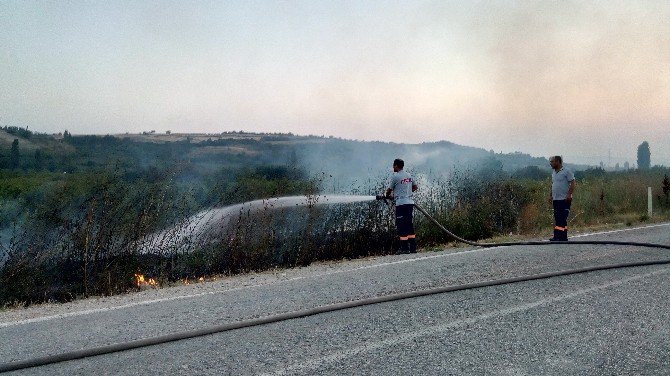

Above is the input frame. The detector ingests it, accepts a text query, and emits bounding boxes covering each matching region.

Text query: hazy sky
[1,1,668,166]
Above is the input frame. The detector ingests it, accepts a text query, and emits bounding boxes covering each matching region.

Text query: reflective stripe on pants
[553,200,571,240]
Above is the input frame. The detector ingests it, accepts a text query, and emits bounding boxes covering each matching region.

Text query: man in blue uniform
[549,156,576,241]
[385,159,418,254]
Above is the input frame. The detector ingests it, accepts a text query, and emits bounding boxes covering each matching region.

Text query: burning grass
[1,167,669,307]
[134,274,158,288]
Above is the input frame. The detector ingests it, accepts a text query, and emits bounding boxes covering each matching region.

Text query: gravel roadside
[0,222,668,374]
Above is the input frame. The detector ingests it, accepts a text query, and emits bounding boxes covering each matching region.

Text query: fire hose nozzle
[375,195,389,201]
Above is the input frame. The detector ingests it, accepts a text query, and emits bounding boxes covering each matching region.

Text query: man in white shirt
[385,159,419,254]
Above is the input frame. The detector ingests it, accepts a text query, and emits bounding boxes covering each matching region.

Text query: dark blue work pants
[395,204,416,253]
[553,200,571,241]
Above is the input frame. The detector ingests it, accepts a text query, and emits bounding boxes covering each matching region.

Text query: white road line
[263,267,670,376]
[0,282,279,328]
[571,222,669,238]
[1,223,666,328]
[0,249,500,328]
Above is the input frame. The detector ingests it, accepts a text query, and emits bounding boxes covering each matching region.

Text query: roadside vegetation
[1,127,668,307]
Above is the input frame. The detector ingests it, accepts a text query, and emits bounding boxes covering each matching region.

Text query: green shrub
[2,165,669,306]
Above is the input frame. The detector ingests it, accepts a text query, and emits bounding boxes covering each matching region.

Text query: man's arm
[566,180,576,203]
[385,174,396,198]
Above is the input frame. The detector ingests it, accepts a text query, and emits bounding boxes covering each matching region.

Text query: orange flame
[134,274,158,288]
[183,276,206,285]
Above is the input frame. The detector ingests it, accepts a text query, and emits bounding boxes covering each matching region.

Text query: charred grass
[1,168,669,307]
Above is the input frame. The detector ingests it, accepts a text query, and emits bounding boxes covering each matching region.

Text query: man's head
[393,158,404,172]
[549,156,563,170]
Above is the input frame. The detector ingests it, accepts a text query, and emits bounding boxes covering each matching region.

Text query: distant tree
[624,161,630,170]
[575,167,607,180]
[637,142,651,170]
[34,149,44,170]
[476,156,506,181]
[47,158,57,172]
[663,174,670,205]
[9,139,20,169]
[63,130,72,142]
[511,166,550,181]
[3,126,32,139]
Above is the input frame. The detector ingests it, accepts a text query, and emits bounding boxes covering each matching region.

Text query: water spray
[375,194,390,205]
[1,196,669,373]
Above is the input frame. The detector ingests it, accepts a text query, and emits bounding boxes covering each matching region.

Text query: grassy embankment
[2,166,668,309]
[0,128,668,308]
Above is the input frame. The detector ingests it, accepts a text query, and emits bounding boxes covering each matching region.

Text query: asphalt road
[1,223,669,375]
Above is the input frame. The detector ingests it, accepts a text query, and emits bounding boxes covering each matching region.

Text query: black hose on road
[1,207,668,373]
[413,203,670,250]
[2,259,670,373]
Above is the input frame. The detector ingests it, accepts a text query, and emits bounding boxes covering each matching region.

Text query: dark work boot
[395,240,409,255]
[408,238,417,253]
[550,230,568,241]
[561,230,569,241]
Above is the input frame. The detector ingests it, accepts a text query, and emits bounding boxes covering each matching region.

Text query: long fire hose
[1,205,669,373]
[412,203,670,250]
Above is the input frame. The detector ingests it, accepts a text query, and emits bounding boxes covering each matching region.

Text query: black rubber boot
[551,228,561,241]
[408,238,417,253]
[395,240,409,254]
